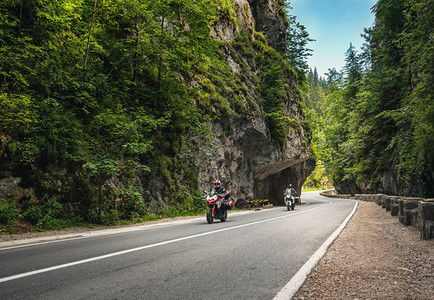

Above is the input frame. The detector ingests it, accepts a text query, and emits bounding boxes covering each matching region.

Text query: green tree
[285,14,314,76]
[319,0,433,197]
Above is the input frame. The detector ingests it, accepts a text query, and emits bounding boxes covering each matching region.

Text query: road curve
[0,191,356,299]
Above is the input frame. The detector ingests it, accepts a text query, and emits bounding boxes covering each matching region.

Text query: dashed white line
[0,203,330,283]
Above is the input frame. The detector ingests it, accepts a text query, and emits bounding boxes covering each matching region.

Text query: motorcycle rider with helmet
[285,183,298,207]
[213,179,233,209]
[286,184,297,198]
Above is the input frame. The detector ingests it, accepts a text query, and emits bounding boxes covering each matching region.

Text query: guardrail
[248,199,270,210]
[320,190,434,240]
[320,190,353,199]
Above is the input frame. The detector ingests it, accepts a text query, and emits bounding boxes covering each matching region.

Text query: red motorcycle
[205,190,232,224]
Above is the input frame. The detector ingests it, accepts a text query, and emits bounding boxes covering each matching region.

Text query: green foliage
[343,43,362,86]
[22,197,62,225]
[315,0,434,197]
[285,14,314,75]
[17,196,89,231]
[302,69,332,190]
[258,48,298,147]
[0,94,35,136]
[34,215,87,232]
[101,209,120,226]
[303,160,332,190]
[122,191,147,219]
[35,215,66,232]
[1,0,305,230]
[0,199,20,225]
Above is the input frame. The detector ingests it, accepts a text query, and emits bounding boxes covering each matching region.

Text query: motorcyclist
[213,179,233,209]
[285,184,298,205]
[213,179,225,196]
[286,184,297,197]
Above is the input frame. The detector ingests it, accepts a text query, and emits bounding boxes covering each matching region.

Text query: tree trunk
[132,21,139,82]
[84,0,98,69]
[19,1,23,32]
[154,16,166,109]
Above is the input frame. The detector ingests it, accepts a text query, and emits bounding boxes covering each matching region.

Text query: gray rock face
[1,0,313,209]
[211,0,255,42]
[0,176,35,203]
[192,116,313,205]
[211,0,287,53]
[248,0,287,53]
[182,0,313,206]
[379,170,400,196]
[0,177,22,200]
[341,158,433,198]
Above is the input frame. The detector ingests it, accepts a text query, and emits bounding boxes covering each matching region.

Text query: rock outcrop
[186,0,313,205]
[248,0,287,53]
[1,0,313,209]
[192,117,312,205]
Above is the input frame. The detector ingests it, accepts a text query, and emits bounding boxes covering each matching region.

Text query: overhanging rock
[254,158,314,205]
[254,158,310,181]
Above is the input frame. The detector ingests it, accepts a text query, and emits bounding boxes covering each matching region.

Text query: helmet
[289,184,292,188]
[214,179,221,188]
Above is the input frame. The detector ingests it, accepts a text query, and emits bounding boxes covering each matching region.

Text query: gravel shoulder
[293,200,434,300]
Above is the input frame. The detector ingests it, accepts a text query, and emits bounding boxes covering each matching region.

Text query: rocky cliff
[149,0,314,206]
[0,0,313,213]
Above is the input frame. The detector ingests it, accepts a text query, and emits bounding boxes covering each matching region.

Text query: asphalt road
[0,191,356,300]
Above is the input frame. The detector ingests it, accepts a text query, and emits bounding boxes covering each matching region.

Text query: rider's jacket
[213,186,226,197]
[213,186,232,208]
[286,188,297,197]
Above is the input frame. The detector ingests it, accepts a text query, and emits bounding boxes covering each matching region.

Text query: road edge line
[273,199,359,300]
[0,204,329,283]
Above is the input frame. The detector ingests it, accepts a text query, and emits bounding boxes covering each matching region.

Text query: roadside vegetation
[302,0,433,197]
[0,0,309,233]
[1,0,431,234]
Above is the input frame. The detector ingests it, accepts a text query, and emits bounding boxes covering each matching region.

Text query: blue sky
[290,0,377,77]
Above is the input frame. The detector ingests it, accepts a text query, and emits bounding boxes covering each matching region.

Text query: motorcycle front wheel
[220,209,227,222]
[206,208,214,224]
[286,201,291,211]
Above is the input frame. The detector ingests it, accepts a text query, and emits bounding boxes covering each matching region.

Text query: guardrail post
[390,197,400,216]
[398,198,423,226]
[417,199,434,240]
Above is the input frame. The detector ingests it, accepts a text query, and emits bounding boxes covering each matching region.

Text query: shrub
[22,205,45,224]
[35,215,64,231]
[101,209,120,226]
[22,197,63,225]
[0,200,20,225]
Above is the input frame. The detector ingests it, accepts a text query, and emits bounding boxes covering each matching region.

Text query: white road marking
[0,208,281,251]
[0,203,330,283]
[273,199,358,300]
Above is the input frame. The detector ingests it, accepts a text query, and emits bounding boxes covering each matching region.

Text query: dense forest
[1,0,313,230]
[1,0,224,229]
[304,0,434,197]
[1,0,433,232]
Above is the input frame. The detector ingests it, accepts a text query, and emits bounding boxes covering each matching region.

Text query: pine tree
[343,43,362,85]
[285,14,314,75]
